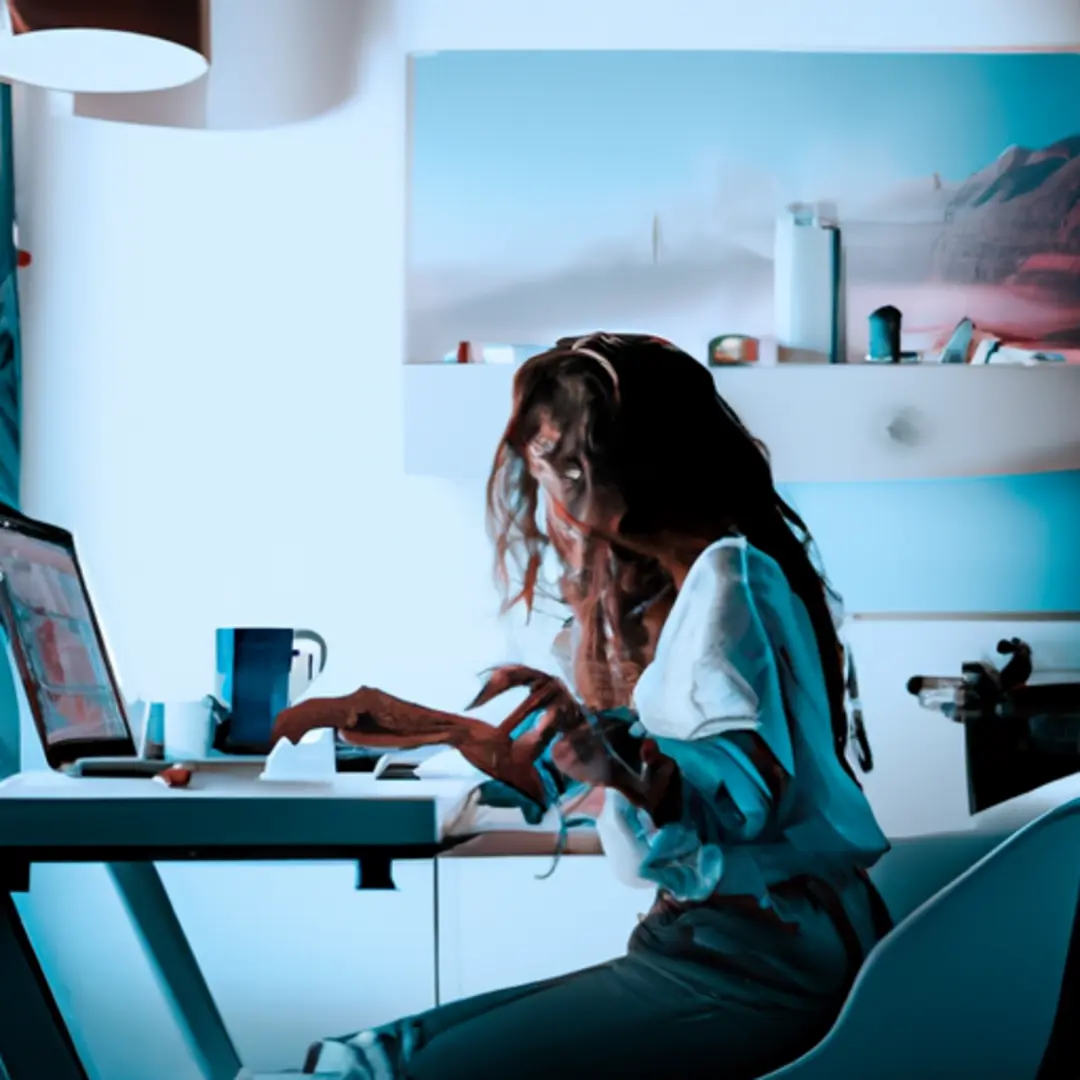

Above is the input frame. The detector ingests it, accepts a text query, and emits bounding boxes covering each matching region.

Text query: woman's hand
[271,679,554,806]
[552,710,682,824]
[547,719,618,787]
[467,665,608,776]
[468,665,680,817]
[272,686,391,746]
[272,685,478,750]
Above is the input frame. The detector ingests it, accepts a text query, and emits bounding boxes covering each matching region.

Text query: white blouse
[594,536,889,904]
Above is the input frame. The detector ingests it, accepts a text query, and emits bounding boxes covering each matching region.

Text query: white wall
[9,2,1080,1077]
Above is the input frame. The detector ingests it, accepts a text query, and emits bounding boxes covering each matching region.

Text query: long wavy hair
[486,334,860,781]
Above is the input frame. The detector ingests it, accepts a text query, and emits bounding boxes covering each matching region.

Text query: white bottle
[774,203,841,363]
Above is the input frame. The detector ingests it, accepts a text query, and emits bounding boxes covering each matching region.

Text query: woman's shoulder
[690,535,846,634]
[686,535,787,593]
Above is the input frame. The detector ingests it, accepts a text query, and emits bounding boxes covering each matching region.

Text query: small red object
[16,250,30,268]
[157,765,193,788]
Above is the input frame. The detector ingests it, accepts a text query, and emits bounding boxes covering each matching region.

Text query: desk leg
[108,863,242,1080]
[0,890,88,1080]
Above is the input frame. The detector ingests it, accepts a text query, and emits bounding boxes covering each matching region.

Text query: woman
[284,333,893,1080]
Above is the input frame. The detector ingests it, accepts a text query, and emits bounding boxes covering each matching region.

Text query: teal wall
[0,84,20,782]
[0,83,21,509]
[782,470,1080,613]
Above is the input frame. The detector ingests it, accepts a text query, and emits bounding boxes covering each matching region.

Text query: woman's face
[526,419,584,570]
[525,412,624,571]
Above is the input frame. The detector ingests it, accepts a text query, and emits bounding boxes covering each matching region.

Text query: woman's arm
[592,540,803,901]
[595,728,781,901]
[626,727,787,826]
[271,684,555,805]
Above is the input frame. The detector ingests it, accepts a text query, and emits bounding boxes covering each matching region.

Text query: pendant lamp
[0,0,208,93]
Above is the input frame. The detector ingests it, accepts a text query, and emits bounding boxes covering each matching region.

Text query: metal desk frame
[0,787,463,1080]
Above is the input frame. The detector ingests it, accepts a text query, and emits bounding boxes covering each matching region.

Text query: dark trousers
[307,881,878,1080]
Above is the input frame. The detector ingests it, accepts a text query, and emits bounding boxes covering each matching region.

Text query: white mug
[162,697,217,761]
[288,630,329,703]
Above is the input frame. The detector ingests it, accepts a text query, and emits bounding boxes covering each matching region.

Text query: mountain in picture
[934,137,1080,303]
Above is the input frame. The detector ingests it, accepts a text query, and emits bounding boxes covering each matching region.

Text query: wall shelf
[403,363,1080,483]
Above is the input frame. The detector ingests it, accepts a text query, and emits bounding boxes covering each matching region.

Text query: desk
[6,768,1075,1080]
[0,770,476,1080]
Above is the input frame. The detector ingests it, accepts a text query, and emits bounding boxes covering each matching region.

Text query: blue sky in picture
[411,51,1080,269]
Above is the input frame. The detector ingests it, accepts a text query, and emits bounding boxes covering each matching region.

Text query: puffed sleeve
[595,538,795,902]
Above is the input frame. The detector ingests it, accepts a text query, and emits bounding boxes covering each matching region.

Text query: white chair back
[764,798,1080,1079]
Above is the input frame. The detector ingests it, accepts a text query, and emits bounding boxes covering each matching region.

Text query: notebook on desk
[0,504,401,779]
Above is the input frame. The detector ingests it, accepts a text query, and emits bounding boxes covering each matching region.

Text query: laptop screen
[0,510,131,759]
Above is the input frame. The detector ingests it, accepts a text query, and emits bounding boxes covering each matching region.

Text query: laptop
[0,505,394,778]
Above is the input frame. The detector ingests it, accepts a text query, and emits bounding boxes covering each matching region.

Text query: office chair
[762,797,1080,1079]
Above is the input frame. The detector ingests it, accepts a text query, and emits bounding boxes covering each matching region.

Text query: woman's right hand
[271,686,398,746]
[271,685,480,751]
[272,674,577,807]
[271,684,551,804]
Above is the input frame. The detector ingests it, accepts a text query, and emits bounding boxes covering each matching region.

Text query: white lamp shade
[0,27,207,94]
